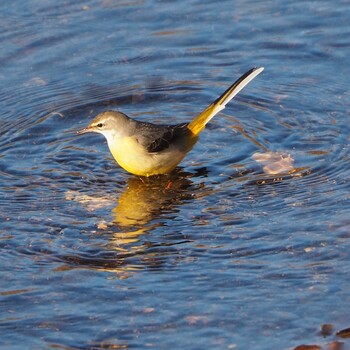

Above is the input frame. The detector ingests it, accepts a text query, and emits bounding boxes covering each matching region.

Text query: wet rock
[321,324,334,337]
[293,345,321,350]
[336,327,350,338]
[327,341,344,350]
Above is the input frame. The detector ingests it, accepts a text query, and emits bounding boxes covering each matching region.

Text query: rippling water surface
[1,1,349,349]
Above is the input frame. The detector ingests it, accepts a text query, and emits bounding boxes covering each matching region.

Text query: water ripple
[1,1,350,348]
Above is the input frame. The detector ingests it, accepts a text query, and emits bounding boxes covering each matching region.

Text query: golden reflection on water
[64,170,197,276]
[67,171,195,228]
[109,173,194,246]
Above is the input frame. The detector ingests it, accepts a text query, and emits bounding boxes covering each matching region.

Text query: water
[1,0,349,349]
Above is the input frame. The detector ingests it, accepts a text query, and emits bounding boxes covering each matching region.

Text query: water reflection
[113,172,193,226]
[62,169,199,276]
[110,171,194,241]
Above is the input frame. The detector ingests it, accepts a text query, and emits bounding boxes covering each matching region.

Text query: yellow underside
[108,136,189,177]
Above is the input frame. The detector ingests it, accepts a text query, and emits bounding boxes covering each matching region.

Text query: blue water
[1,1,349,349]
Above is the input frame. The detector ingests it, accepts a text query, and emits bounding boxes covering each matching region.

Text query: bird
[77,67,264,177]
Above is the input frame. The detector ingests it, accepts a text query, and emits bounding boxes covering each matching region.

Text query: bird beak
[76,125,92,135]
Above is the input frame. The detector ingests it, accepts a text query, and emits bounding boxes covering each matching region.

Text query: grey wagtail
[77,67,264,177]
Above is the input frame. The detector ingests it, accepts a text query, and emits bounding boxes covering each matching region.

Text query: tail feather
[187,67,264,136]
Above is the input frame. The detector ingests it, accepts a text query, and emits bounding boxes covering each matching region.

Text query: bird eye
[97,123,103,128]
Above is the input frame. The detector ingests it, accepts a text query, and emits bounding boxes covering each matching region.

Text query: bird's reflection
[113,172,193,227]
[108,169,197,248]
[63,168,203,277]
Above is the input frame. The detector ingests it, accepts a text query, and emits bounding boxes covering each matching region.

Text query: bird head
[77,110,132,140]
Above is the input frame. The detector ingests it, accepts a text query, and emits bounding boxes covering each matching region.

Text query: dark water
[1,1,349,349]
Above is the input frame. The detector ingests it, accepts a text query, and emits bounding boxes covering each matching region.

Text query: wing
[135,122,189,153]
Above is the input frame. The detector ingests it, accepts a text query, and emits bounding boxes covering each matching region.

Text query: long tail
[187,67,264,136]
